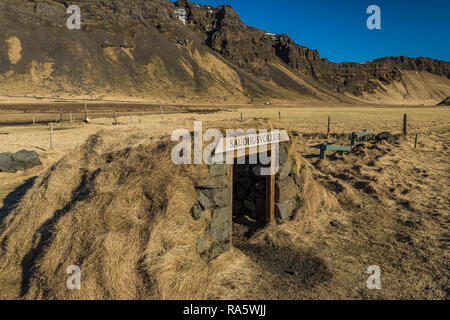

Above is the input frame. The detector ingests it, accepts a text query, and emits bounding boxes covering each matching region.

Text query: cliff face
[175,0,450,98]
[0,0,449,104]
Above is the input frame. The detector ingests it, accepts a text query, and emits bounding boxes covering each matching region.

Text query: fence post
[60,108,63,122]
[32,116,35,125]
[240,113,243,121]
[50,123,53,150]
[326,116,331,142]
[414,134,419,149]
[403,113,407,136]
[84,99,89,122]
[279,111,281,120]
[160,106,164,121]
[130,114,133,124]
[114,111,118,125]
[350,132,357,146]
[69,112,73,124]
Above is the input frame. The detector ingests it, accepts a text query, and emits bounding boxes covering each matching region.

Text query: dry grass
[0,119,338,299]
[0,104,448,300]
[0,128,200,299]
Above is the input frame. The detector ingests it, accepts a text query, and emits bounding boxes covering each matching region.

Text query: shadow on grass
[0,177,37,225]
[19,169,99,297]
[235,242,332,291]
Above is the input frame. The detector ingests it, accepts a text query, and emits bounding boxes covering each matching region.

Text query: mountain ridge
[0,0,449,104]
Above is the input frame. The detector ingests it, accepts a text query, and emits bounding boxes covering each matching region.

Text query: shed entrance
[226,148,276,246]
[202,130,289,253]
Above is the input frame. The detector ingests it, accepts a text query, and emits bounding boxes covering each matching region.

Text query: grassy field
[0,103,449,299]
[1,104,449,220]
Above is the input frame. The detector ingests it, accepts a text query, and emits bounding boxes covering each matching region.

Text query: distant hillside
[0,0,449,104]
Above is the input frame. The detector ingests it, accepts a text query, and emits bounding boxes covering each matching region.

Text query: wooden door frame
[227,145,275,245]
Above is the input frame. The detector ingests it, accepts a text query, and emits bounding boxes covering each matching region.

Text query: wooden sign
[214,130,290,157]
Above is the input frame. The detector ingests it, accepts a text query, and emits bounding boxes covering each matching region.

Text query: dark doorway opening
[232,157,267,243]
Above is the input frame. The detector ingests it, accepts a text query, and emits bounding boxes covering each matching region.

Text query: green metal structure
[350,130,370,146]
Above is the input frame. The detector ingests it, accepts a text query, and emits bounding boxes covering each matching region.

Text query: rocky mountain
[0,0,449,104]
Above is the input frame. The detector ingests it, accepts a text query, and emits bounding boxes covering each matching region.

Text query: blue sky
[185,0,450,63]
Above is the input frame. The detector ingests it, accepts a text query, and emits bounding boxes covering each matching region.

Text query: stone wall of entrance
[190,142,301,261]
[275,144,301,223]
[192,164,231,261]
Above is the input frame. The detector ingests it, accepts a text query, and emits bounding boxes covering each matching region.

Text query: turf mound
[0,125,345,299]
